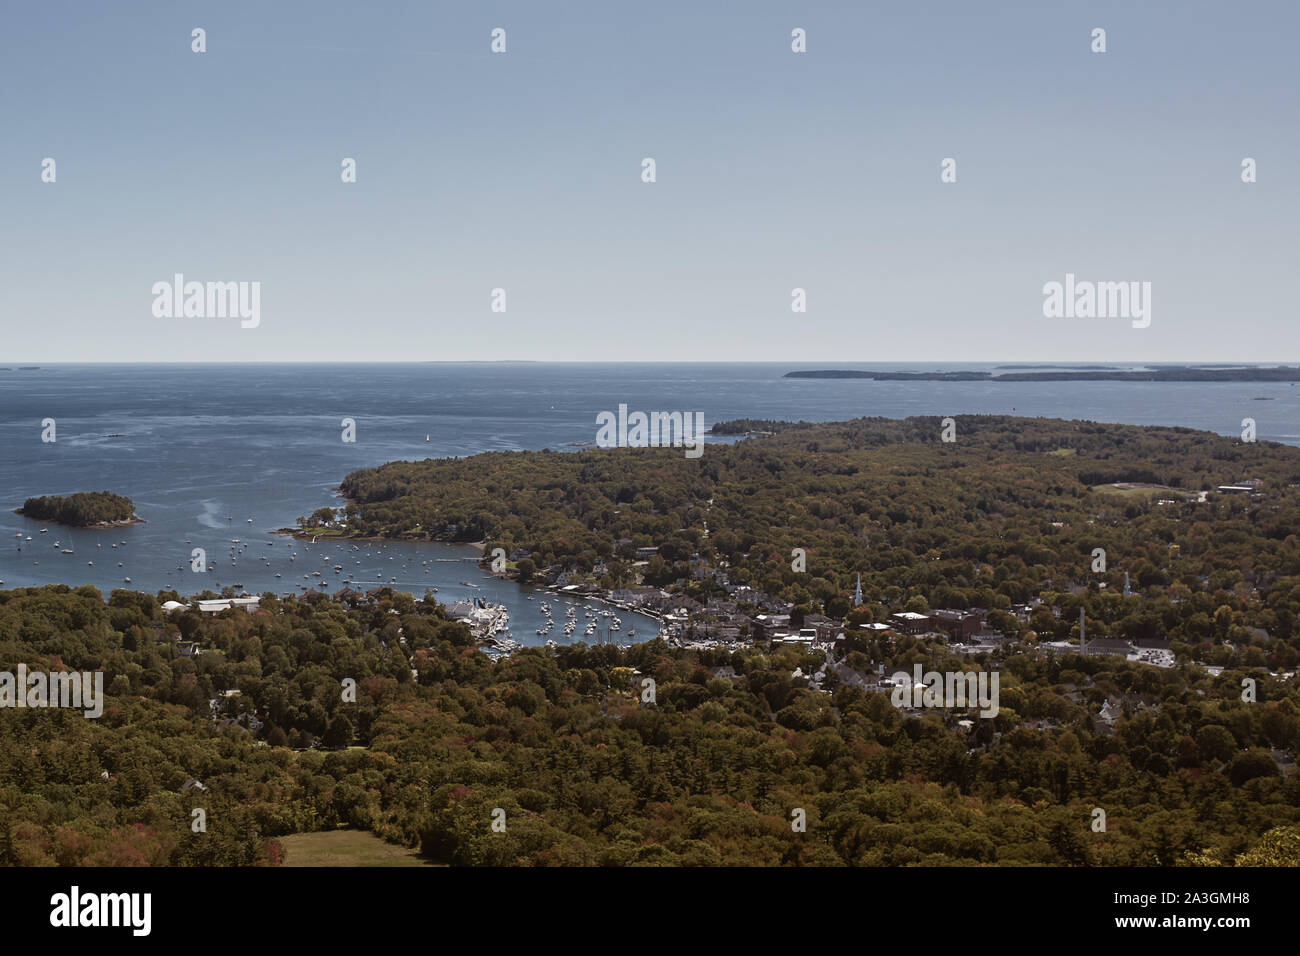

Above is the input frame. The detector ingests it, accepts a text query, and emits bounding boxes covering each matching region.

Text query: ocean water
[2,362,1298,645]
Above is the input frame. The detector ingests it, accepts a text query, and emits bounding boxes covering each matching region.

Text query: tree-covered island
[16,491,141,527]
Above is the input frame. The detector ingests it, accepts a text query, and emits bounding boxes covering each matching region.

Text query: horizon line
[3,360,1298,367]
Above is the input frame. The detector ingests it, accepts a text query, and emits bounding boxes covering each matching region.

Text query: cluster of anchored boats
[532,598,629,640]
[13,528,134,584]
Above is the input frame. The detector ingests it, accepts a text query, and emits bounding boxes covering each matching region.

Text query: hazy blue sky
[2,1,1296,362]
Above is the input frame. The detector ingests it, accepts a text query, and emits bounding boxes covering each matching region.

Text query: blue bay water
[2,362,1298,646]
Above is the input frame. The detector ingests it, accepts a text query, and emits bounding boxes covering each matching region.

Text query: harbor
[2,514,664,654]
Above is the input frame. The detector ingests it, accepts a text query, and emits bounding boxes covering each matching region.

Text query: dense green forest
[1,584,1297,866]
[17,491,136,527]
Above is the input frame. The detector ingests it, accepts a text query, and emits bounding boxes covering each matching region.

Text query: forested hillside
[1,584,1297,866]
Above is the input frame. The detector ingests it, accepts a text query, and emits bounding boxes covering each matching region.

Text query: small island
[16,491,142,527]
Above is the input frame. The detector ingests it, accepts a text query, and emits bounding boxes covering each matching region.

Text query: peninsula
[293,415,1300,637]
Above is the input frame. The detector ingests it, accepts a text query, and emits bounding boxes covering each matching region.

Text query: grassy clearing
[1090,483,1196,501]
[278,830,443,867]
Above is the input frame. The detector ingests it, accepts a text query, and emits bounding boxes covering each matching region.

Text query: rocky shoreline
[272,526,485,553]
[12,509,145,529]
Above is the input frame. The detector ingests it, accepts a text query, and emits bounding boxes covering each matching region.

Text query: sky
[1,0,1296,363]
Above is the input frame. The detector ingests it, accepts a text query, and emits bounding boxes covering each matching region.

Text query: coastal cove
[5,362,1300,651]
[2,521,664,651]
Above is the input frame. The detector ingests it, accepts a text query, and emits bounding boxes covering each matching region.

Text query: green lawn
[278,830,444,867]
